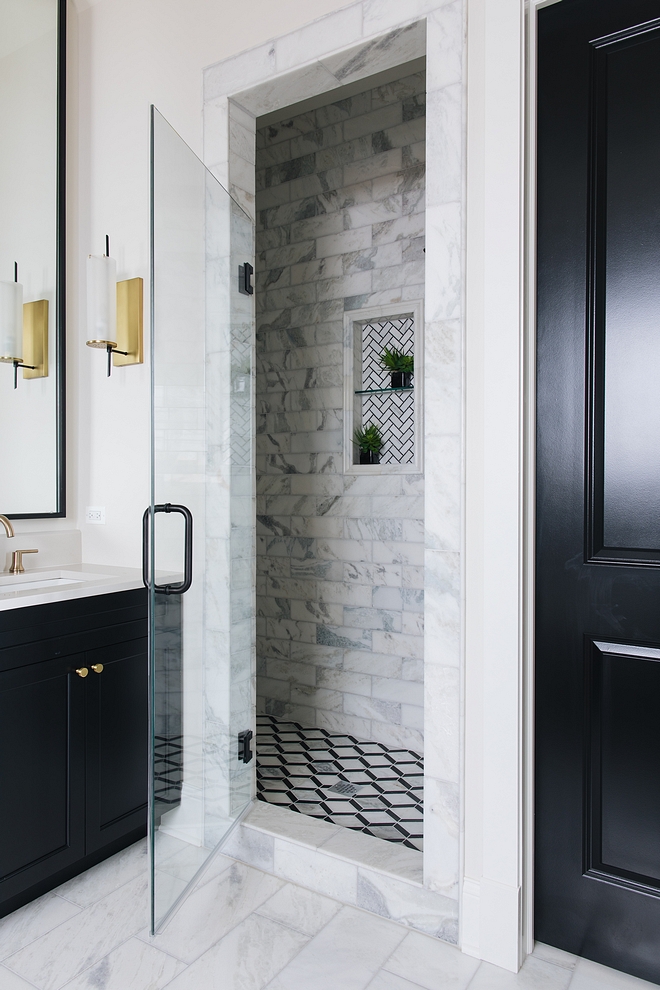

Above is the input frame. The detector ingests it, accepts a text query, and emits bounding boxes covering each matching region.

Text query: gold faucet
[0,515,15,539]
[10,549,38,574]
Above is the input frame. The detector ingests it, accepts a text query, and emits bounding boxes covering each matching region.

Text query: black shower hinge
[238,262,254,295]
[238,729,253,764]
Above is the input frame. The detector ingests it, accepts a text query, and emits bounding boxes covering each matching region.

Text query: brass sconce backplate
[22,300,48,380]
[114,277,143,367]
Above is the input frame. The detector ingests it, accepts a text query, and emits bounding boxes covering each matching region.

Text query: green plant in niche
[353,423,383,453]
[380,347,414,374]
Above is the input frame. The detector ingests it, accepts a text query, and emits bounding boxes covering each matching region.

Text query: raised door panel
[85,637,148,853]
[0,656,85,909]
[586,641,660,890]
[587,23,660,564]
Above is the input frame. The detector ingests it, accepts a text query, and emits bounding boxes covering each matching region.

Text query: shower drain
[326,781,366,797]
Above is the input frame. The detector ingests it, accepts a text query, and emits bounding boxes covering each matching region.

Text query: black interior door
[536,1,660,982]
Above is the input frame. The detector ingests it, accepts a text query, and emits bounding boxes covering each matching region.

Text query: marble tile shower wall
[255,72,426,755]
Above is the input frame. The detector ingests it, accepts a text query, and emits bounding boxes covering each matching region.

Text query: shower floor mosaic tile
[256,714,424,851]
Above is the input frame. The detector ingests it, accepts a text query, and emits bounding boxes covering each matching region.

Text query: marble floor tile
[0,891,81,961]
[157,837,234,885]
[2,835,657,990]
[59,937,184,990]
[264,905,407,990]
[153,870,189,926]
[0,966,44,989]
[531,943,578,972]
[569,957,660,990]
[255,881,342,936]
[144,861,284,964]
[4,873,149,990]
[384,929,480,990]
[164,913,309,990]
[467,956,572,990]
[366,972,429,990]
[55,840,148,908]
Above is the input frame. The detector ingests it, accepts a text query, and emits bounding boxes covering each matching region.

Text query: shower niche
[344,301,424,473]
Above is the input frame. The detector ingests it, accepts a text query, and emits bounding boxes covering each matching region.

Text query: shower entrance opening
[254,66,426,853]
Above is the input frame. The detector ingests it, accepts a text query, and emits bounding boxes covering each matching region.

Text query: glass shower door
[147,107,254,933]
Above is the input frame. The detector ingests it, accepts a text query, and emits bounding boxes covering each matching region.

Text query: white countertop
[0,562,145,611]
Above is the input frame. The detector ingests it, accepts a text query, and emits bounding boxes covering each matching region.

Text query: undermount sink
[0,569,104,596]
[0,576,83,592]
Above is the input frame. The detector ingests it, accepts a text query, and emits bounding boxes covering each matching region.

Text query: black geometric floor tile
[153,734,183,815]
[256,714,424,851]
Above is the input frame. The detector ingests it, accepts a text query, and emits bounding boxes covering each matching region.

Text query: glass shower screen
[148,107,255,933]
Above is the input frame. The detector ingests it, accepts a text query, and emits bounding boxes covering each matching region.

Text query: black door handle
[142,503,193,594]
[238,261,253,295]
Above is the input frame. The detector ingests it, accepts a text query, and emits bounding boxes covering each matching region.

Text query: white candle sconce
[86,236,143,377]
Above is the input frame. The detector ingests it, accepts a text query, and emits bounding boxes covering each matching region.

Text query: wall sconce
[86,236,143,377]
[0,263,49,389]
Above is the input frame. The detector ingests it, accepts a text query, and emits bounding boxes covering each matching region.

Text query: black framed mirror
[0,0,66,518]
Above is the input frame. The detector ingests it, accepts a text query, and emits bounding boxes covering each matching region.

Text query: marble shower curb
[219,802,458,944]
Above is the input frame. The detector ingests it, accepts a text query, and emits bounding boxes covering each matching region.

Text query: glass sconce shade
[0,280,24,362]
[86,254,117,346]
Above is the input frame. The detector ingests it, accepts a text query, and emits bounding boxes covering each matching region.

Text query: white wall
[13,0,356,559]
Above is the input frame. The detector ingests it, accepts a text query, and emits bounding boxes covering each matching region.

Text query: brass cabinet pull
[91,664,104,674]
[75,667,89,678]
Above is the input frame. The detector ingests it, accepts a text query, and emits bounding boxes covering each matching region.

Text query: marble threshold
[219,801,458,941]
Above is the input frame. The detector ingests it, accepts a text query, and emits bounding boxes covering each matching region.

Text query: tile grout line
[463,958,484,989]
[365,919,410,988]
[258,901,368,990]
[0,892,86,967]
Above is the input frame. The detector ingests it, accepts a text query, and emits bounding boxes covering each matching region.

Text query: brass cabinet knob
[75,667,89,678]
[91,664,104,674]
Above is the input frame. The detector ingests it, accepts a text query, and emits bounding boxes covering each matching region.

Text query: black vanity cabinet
[0,589,148,918]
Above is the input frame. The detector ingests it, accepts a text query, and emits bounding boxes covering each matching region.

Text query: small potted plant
[353,423,383,465]
[381,347,414,388]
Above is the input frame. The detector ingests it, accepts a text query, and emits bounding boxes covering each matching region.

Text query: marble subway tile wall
[255,71,425,755]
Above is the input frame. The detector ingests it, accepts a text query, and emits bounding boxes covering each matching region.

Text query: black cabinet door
[85,637,148,853]
[0,656,85,903]
[536,1,660,982]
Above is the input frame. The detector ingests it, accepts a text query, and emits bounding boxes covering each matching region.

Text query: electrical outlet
[86,506,105,524]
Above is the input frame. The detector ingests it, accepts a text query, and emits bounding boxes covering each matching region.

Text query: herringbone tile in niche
[359,316,416,465]
[256,714,423,851]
